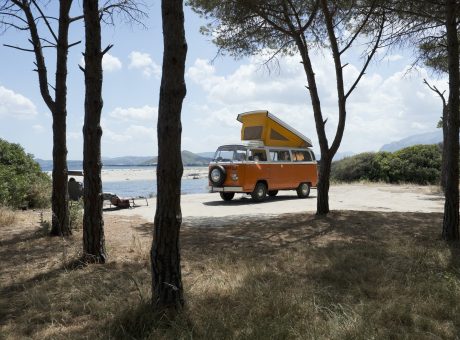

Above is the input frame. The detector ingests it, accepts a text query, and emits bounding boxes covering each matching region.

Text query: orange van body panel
[209,162,318,192]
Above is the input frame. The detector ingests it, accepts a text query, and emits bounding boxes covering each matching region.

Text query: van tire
[251,182,267,202]
[296,183,310,198]
[268,190,278,197]
[209,165,226,186]
[220,192,235,201]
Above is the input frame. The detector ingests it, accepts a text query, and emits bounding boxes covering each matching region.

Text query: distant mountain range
[103,156,153,166]
[36,150,212,171]
[380,130,443,152]
[36,131,444,171]
[141,150,212,166]
[196,151,215,158]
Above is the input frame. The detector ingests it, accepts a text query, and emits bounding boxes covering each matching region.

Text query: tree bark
[317,155,331,214]
[293,0,364,216]
[442,0,459,241]
[441,104,448,192]
[150,0,187,310]
[82,0,106,262]
[50,0,72,236]
[17,0,72,236]
[51,111,70,237]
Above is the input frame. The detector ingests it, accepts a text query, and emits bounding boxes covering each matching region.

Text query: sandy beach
[106,183,445,223]
[100,167,208,182]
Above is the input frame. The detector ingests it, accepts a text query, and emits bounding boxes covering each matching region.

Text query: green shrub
[388,145,441,184]
[0,139,51,208]
[331,152,390,182]
[331,144,442,185]
[69,201,83,230]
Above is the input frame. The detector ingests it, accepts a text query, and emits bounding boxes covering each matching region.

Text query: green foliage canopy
[0,139,51,208]
[331,144,442,185]
[189,0,317,58]
[188,0,381,59]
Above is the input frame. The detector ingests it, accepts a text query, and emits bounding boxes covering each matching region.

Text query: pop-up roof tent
[237,110,313,148]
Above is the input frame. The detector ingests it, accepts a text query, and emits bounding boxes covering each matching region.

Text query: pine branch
[3,43,34,52]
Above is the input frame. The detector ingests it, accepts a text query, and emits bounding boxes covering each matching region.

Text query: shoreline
[46,166,209,182]
[106,183,445,223]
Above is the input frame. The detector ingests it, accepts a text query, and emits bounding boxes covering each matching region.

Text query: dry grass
[1,209,460,339]
[0,207,16,227]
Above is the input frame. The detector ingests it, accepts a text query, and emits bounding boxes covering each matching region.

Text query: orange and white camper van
[208,110,318,201]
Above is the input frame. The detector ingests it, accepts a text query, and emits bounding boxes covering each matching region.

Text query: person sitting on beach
[68,177,83,201]
[110,195,131,209]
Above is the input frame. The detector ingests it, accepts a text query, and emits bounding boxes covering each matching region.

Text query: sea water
[103,177,209,197]
[102,166,209,197]
[43,165,210,197]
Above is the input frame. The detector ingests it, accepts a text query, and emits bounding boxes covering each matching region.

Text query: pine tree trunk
[150,0,187,310]
[50,112,70,236]
[441,104,448,192]
[442,0,460,241]
[82,0,106,262]
[317,155,331,215]
[50,0,72,237]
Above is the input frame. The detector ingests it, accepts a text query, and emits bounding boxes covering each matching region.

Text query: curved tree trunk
[82,0,106,262]
[7,0,72,236]
[442,0,459,241]
[150,0,187,310]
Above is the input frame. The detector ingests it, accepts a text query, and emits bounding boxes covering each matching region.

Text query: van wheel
[220,192,235,201]
[297,183,310,198]
[209,165,226,187]
[251,182,267,202]
[268,190,278,197]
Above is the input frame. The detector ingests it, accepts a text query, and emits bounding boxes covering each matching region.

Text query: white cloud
[186,53,448,154]
[384,54,404,62]
[0,86,37,119]
[187,56,311,106]
[126,125,156,140]
[79,53,122,72]
[128,51,161,78]
[109,105,157,121]
[103,127,132,142]
[100,121,157,157]
[102,53,122,72]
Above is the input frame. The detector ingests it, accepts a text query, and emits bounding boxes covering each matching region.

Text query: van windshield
[213,145,247,162]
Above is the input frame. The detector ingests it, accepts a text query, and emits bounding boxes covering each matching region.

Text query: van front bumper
[208,186,243,193]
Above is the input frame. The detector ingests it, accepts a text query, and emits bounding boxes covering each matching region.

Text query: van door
[245,149,270,191]
[268,149,292,189]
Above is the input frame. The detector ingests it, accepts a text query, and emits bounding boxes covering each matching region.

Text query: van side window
[270,150,291,162]
[234,149,247,162]
[292,150,312,162]
[248,149,267,161]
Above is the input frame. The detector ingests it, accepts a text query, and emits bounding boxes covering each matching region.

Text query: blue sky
[0,3,448,160]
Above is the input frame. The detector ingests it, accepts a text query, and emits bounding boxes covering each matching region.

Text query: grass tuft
[0,207,16,226]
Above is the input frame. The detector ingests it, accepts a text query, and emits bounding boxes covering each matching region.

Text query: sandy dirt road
[106,183,444,222]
